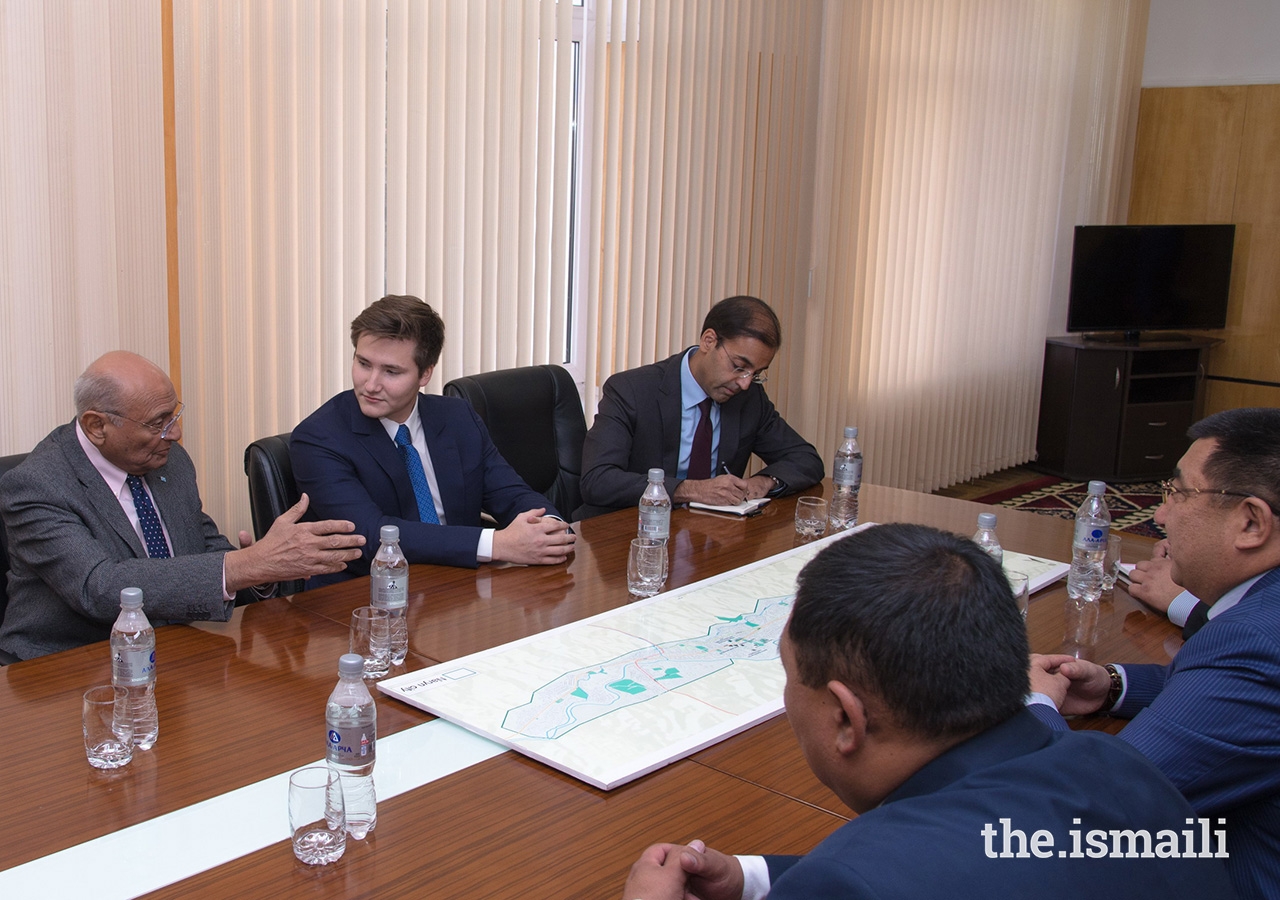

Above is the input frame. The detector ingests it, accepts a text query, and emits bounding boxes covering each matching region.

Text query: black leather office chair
[443,364,587,517]
[0,452,30,664]
[243,433,304,596]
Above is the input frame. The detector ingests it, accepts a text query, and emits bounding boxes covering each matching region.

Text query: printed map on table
[379,528,862,789]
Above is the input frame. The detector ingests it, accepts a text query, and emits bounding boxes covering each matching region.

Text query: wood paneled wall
[1129,84,1280,412]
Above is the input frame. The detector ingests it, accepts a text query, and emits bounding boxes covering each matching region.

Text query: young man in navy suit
[623,524,1233,900]
[1032,407,1280,900]
[292,295,574,579]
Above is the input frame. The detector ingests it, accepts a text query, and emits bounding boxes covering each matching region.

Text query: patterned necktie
[1182,599,1211,641]
[688,398,714,480]
[126,474,171,559]
[395,424,441,525]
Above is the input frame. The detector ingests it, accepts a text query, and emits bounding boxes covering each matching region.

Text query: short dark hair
[788,523,1029,740]
[350,295,445,375]
[1188,407,1280,514]
[701,296,781,350]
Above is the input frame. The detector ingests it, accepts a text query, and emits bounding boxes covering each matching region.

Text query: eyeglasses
[107,401,185,440]
[1160,479,1255,505]
[717,343,768,385]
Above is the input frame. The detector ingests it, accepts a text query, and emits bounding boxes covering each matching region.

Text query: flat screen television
[1066,224,1235,341]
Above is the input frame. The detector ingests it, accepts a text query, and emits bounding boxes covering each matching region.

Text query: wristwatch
[1099,663,1123,713]
[765,475,785,497]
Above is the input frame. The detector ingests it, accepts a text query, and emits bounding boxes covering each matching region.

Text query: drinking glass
[350,606,391,679]
[83,685,133,769]
[794,497,828,538]
[1102,534,1122,594]
[288,766,347,865]
[1007,570,1030,621]
[627,538,668,598]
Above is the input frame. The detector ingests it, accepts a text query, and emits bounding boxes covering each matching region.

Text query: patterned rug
[975,477,1165,539]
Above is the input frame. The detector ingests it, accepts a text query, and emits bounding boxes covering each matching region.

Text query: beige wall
[1128,84,1280,411]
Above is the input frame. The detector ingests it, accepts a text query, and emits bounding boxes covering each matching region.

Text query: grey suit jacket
[577,349,824,518]
[0,422,235,660]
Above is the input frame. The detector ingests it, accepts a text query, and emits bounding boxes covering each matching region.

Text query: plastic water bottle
[1066,480,1111,603]
[326,653,377,839]
[638,467,671,541]
[972,512,1003,564]
[370,525,408,665]
[829,426,862,530]
[110,587,158,749]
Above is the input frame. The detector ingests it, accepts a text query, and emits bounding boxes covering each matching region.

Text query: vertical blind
[582,0,826,415]
[171,0,387,536]
[2,0,1148,536]
[384,0,577,380]
[789,0,1149,492]
[0,0,168,453]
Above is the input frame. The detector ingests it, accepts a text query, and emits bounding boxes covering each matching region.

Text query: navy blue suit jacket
[1034,567,1280,899]
[764,711,1234,899]
[291,391,560,578]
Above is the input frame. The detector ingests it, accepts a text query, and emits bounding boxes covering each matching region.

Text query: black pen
[719,462,730,476]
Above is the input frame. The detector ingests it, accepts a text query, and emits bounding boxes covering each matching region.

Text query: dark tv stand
[1080,330,1192,344]
[1035,335,1218,481]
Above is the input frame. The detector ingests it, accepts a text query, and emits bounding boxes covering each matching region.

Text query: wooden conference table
[0,483,1180,898]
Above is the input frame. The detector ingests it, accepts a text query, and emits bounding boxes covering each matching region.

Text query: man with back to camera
[291,294,575,582]
[1031,407,1280,900]
[576,295,823,520]
[621,523,1235,900]
[0,351,365,661]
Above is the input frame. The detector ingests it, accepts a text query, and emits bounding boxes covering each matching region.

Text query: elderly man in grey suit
[576,296,823,519]
[0,351,365,661]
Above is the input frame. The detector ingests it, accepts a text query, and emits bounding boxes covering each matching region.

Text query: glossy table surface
[0,483,1178,897]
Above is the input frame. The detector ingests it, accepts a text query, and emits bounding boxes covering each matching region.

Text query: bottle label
[833,457,862,487]
[327,724,376,766]
[371,574,407,610]
[638,507,670,540]
[1073,518,1109,551]
[112,647,155,686]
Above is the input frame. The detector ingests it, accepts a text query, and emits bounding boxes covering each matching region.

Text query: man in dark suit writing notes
[577,295,822,519]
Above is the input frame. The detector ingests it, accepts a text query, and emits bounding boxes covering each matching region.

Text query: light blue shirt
[676,348,720,480]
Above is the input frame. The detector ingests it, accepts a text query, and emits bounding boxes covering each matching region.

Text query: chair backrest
[443,364,587,516]
[243,434,303,595]
[0,452,31,645]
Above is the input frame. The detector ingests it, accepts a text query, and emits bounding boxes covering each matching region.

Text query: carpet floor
[974,477,1166,539]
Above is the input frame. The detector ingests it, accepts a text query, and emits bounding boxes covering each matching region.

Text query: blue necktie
[395,425,440,524]
[126,474,171,559]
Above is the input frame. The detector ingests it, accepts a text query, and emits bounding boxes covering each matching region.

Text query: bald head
[75,351,173,419]
[75,352,182,475]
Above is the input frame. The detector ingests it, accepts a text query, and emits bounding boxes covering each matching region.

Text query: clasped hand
[493,508,576,565]
[621,840,744,900]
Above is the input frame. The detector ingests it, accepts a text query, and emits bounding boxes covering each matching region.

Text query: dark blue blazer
[291,391,560,578]
[765,711,1234,899]
[1035,567,1280,900]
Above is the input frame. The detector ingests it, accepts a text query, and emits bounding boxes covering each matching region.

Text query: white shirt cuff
[477,528,495,563]
[1025,692,1057,708]
[1165,590,1197,628]
[1109,663,1128,710]
[737,855,771,900]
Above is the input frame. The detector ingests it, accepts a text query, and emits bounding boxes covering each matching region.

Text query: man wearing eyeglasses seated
[0,351,365,661]
[1030,407,1280,900]
[576,296,823,519]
